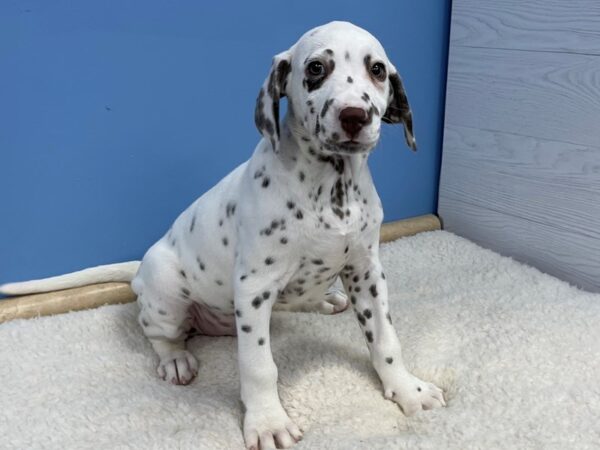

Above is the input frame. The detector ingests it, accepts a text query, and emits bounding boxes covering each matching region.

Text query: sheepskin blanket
[2,231,599,449]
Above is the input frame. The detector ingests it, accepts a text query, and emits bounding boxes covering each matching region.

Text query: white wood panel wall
[438,0,600,292]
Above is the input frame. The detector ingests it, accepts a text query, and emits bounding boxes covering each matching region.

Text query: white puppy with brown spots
[1,21,445,450]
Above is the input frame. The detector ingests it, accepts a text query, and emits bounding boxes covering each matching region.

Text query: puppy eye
[307,61,325,77]
[370,62,386,81]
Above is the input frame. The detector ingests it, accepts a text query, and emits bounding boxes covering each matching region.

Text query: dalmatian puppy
[0,21,445,450]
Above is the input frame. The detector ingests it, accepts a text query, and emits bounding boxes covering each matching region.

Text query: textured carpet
[1,231,599,449]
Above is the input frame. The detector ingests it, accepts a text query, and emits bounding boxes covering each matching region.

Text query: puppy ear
[382,71,417,151]
[254,51,292,152]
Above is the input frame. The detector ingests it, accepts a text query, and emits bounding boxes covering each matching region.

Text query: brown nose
[339,107,368,139]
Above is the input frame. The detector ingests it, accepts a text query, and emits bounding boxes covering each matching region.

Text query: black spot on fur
[226,202,236,218]
[386,312,392,324]
[262,291,271,300]
[189,216,196,233]
[357,313,366,326]
[180,270,187,278]
[364,271,370,280]
[350,295,357,304]
[296,210,303,220]
[235,309,242,317]
[347,76,353,83]
[365,331,373,343]
[386,357,393,364]
[262,177,270,188]
[312,258,324,265]
[181,287,190,296]
[320,98,334,118]
[258,338,265,345]
[265,257,274,265]
[370,284,378,297]
[299,171,305,182]
[280,237,288,244]
[241,325,252,333]
[363,309,372,319]
[287,200,295,209]
[252,297,263,308]
[222,237,228,246]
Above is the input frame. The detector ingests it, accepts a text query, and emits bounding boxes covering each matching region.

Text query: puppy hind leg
[138,293,199,385]
[273,284,349,314]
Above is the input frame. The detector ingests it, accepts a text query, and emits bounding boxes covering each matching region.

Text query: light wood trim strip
[380,214,441,243]
[0,283,136,323]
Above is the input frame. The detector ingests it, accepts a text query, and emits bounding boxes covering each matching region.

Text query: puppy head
[254,21,416,155]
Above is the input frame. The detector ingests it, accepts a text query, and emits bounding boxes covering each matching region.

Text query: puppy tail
[0,261,141,296]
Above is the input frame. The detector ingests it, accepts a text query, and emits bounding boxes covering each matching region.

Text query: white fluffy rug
[2,231,600,449]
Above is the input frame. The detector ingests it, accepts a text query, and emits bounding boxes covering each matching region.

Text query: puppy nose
[339,107,368,138]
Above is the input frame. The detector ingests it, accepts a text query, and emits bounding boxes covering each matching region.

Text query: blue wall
[0,0,451,285]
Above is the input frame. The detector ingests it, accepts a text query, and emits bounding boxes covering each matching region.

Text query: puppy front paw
[384,374,446,416]
[243,403,302,450]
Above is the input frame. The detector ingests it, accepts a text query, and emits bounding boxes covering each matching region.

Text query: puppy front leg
[235,285,303,449]
[342,245,446,416]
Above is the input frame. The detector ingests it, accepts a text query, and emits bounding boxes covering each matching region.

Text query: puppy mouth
[321,138,376,154]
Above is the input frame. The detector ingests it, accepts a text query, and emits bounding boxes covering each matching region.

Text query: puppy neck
[271,115,372,226]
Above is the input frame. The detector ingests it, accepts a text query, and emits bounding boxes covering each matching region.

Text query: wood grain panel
[440,0,600,292]
[440,125,600,238]
[445,47,600,148]
[439,197,600,292]
[451,0,600,55]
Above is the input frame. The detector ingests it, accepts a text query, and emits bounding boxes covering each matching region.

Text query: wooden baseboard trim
[380,214,441,243]
[0,214,440,324]
[0,282,136,323]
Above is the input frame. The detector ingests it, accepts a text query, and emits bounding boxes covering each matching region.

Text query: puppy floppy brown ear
[382,71,417,151]
[254,51,292,153]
